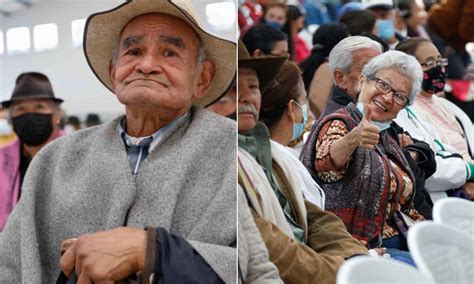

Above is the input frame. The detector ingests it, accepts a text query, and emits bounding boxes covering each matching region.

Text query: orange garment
[428,0,474,53]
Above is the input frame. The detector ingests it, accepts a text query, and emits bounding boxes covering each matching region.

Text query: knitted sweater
[0,107,236,283]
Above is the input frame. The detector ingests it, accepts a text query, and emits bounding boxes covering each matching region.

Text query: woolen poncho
[0,107,236,283]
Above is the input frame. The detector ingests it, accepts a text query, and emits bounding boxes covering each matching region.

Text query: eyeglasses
[367,75,410,106]
[420,58,448,69]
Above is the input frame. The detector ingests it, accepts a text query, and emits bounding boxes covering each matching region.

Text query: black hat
[1,72,63,108]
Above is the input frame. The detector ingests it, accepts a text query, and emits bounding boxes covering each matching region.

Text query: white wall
[0,0,236,122]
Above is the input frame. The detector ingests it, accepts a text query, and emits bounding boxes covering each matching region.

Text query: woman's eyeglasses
[367,75,410,106]
[420,58,448,69]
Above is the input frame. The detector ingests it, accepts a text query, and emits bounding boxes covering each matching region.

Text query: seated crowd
[236,0,473,282]
[0,0,472,283]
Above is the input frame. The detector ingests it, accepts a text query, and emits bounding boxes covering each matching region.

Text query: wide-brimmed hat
[238,40,287,92]
[83,0,236,107]
[1,72,63,108]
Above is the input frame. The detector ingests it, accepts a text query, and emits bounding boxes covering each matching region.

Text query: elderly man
[0,0,236,283]
[237,41,368,283]
[0,72,64,232]
[319,35,383,119]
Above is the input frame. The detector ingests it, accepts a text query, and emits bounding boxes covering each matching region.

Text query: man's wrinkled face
[343,48,381,100]
[109,13,212,113]
[238,67,261,133]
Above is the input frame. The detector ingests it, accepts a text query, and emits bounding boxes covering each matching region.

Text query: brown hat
[83,0,236,107]
[1,72,63,108]
[238,40,287,92]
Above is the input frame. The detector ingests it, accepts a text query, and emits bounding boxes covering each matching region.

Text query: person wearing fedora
[0,0,236,283]
[0,72,64,232]
[237,40,368,283]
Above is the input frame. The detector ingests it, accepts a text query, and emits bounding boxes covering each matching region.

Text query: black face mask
[422,65,446,94]
[12,113,54,146]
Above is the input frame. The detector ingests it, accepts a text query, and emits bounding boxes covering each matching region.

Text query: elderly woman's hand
[350,106,380,150]
[329,107,380,168]
[464,182,474,200]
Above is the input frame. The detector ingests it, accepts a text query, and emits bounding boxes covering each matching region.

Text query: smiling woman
[301,50,425,259]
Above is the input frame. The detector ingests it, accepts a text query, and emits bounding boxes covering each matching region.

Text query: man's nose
[238,89,252,103]
[135,53,163,75]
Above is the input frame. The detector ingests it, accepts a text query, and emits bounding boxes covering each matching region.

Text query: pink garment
[0,130,65,231]
[293,35,310,65]
[0,139,21,231]
[413,95,472,161]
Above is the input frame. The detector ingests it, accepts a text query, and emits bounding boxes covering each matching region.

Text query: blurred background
[0,0,237,126]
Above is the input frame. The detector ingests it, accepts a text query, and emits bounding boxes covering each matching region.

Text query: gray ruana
[0,106,236,283]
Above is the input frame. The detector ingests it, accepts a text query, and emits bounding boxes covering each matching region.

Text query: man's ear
[109,60,116,87]
[333,69,347,91]
[52,108,62,128]
[253,49,265,58]
[357,74,365,92]
[194,61,215,100]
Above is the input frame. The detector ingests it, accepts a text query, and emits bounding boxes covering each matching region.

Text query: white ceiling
[0,0,33,17]
[0,0,235,18]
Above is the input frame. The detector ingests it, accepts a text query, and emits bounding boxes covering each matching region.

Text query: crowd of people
[0,0,472,283]
[237,0,473,283]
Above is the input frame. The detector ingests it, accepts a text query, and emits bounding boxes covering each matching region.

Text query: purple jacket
[0,131,64,231]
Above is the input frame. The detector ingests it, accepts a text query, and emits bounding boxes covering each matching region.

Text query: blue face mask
[356,103,391,132]
[376,19,395,41]
[238,0,245,6]
[292,103,308,141]
[265,21,283,30]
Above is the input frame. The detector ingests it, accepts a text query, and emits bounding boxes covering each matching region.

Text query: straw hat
[238,40,287,92]
[1,72,63,108]
[83,0,236,107]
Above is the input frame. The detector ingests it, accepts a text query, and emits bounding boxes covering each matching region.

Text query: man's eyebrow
[121,35,143,50]
[158,35,186,49]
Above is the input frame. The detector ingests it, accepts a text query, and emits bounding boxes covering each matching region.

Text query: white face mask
[0,118,13,136]
[356,103,391,132]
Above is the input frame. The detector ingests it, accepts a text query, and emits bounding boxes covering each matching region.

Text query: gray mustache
[238,104,259,118]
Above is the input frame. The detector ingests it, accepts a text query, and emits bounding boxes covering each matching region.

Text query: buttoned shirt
[118,113,190,174]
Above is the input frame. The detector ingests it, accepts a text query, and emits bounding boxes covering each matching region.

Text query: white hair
[328,36,383,73]
[362,50,423,105]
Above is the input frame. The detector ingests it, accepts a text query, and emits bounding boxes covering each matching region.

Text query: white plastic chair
[336,256,433,284]
[433,197,474,236]
[408,221,474,284]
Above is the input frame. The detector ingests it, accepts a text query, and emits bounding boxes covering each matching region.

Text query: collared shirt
[118,112,189,174]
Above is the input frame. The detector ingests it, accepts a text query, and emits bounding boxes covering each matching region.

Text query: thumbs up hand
[352,105,380,149]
